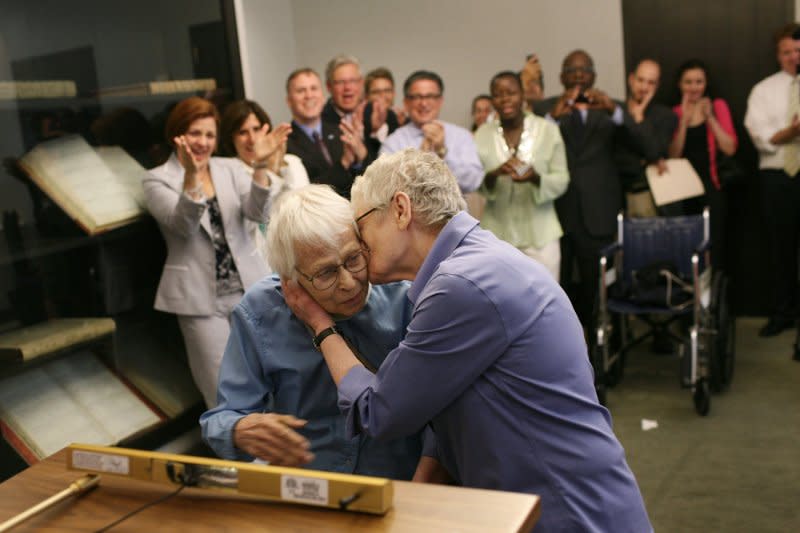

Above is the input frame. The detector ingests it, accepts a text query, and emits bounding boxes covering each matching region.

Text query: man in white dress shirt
[380,70,483,194]
[744,23,800,339]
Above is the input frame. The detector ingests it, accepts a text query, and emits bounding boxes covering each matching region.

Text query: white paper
[646,158,705,206]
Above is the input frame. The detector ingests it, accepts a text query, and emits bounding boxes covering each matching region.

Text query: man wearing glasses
[381,70,483,194]
[201,184,422,479]
[535,50,637,327]
[322,54,393,161]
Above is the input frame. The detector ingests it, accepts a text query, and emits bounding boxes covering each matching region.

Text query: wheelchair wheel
[693,378,710,416]
[709,273,735,392]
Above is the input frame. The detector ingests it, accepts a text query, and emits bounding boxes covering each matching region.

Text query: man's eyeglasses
[563,66,595,75]
[405,93,441,103]
[356,207,379,224]
[331,78,363,87]
[295,250,369,291]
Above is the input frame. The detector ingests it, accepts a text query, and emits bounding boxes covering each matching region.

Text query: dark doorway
[622,0,795,315]
[189,21,232,90]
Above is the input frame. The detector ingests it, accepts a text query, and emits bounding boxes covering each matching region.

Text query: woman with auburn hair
[219,100,308,267]
[143,96,287,407]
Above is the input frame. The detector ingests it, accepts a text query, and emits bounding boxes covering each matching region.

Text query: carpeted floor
[608,317,800,532]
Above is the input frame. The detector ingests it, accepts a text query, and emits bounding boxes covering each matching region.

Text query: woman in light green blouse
[474,71,569,280]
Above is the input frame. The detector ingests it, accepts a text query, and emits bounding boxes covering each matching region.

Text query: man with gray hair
[284,149,652,532]
[200,184,422,478]
[322,54,396,161]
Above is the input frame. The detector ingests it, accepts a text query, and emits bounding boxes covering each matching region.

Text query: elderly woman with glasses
[283,149,652,532]
[200,184,422,477]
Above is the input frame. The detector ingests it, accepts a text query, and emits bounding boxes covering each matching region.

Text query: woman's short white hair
[266,184,355,279]
[351,148,466,227]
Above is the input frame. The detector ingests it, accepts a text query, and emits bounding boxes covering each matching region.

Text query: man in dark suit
[616,58,678,217]
[535,49,640,325]
[321,55,397,161]
[285,68,367,199]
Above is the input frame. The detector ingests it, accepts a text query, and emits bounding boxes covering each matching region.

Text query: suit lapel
[322,121,343,164]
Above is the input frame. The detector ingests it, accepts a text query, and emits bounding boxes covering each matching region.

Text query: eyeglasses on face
[405,93,442,103]
[331,77,363,87]
[295,249,369,291]
[563,66,595,75]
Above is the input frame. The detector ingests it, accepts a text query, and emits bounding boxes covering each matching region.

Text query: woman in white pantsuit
[143,96,287,407]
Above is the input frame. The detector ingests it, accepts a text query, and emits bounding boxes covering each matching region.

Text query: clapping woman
[220,100,309,267]
[143,96,281,407]
[668,59,738,268]
[474,71,569,280]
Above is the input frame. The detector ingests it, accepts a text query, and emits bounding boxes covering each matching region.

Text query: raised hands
[340,116,367,168]
[251,122,292,170]
[420,121,446,157]
[583,88,616,113]
[174,135,206,176]
[233,412,314,466]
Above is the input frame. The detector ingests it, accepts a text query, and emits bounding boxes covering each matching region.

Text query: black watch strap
[312,325,340,350]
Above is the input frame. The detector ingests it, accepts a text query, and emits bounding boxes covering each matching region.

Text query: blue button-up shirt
[380,121,483,193]
[339,212,652,532]
[200,276,421,479]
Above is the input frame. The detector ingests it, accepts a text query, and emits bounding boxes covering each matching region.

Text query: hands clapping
[340,115,367,168]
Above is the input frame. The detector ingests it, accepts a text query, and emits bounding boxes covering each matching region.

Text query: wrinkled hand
[281,279,334,334]
[174,135,205,175]
[421,121,445,154]
[585,88,615,113]
[233,413,314,466]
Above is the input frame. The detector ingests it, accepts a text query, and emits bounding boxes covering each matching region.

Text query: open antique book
[18,135,148,235]
[0,351,163,463]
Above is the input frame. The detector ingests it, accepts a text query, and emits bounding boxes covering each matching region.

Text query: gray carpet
[608,317,800,532]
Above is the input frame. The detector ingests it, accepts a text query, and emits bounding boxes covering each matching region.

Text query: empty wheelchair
[592,209,735,415]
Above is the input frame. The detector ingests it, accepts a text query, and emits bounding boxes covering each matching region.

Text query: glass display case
[0,0,243,478]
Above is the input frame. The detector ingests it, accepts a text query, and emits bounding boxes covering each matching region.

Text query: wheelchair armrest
[599,242,621,260]
[694,239,711,254]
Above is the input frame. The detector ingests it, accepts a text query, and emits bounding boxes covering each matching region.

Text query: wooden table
[0,450,540,532]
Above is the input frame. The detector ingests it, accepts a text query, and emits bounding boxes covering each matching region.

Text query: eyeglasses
[331,77,363,87]
[405,93,441,103]
[356,207,379,224]
[295,249,369,291]
[563,66,595,75]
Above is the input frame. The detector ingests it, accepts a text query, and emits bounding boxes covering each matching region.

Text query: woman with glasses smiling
[201,184,423,479]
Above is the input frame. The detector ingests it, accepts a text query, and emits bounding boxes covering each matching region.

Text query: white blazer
[143,154,271,315]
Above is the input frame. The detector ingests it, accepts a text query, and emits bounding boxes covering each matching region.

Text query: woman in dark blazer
[143,96,281,407]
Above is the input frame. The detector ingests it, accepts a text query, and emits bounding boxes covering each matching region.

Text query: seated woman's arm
[200,303,313,465]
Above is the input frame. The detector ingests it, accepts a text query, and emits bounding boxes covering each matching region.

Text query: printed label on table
[280,474,329,505]
[72,450,130,475]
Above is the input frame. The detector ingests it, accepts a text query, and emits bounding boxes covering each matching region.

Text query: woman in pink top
[669,59,738,269]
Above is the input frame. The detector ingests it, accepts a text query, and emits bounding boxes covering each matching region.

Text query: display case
[0,0,244,479]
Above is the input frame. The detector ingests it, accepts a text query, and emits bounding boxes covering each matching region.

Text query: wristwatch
[312,325,340,350]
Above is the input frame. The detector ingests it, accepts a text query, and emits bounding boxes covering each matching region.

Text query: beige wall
[236,0,625,127]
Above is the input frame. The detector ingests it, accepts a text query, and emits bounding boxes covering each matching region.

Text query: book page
[0,351,160,459]
[646,158,705,206]
[19,135,145,233]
